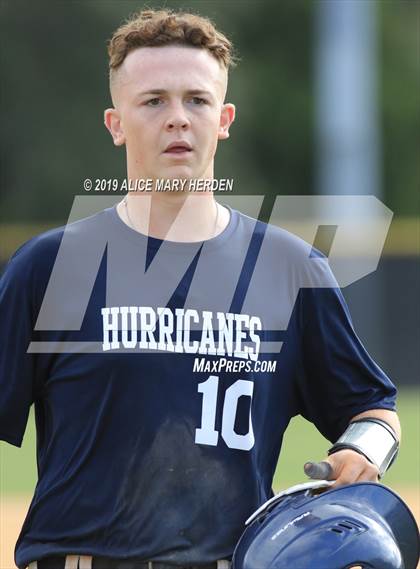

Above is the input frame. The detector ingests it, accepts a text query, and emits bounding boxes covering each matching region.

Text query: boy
[0,9,400,569]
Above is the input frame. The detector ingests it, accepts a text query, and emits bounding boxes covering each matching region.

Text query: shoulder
[3,208,112,282]
[234,208,314,254]
[233,208,336,288]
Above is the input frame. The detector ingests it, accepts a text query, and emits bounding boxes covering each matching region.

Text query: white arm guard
[328,417,399,478]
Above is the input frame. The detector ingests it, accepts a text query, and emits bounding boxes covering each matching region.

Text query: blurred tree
[0,0,417,222]
[380,0,419,216]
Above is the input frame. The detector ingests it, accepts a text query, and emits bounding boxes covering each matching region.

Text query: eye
[190,96,208,105]
[146,97,163,107]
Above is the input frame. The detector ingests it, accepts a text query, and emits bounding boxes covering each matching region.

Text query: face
[104,45,235,181]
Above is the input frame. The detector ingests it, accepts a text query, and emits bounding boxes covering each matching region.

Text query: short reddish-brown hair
[108,8,237,81]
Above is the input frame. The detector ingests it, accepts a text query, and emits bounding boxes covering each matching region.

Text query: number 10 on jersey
[195,375,255,451]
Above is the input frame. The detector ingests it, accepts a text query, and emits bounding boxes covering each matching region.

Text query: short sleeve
[296,283,397,443]
[0,251,39,446]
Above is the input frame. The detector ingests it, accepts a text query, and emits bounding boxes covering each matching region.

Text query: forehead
[116,45,227,98]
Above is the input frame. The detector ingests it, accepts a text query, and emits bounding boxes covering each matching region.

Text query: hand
[304,449,379,488]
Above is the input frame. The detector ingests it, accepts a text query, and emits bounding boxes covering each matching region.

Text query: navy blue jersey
[0,206,396,568]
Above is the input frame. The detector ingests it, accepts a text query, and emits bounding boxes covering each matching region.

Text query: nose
[164,102,190,131]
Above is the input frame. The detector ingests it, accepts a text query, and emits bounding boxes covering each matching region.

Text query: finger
[331,457,380,487]
[330,464,364,488]
[304,461,334,480]
[355,463,380,483]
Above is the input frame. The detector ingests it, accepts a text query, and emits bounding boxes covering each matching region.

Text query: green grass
[1,388,419,496]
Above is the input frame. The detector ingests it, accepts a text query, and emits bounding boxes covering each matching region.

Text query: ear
[218,103,236,140]
[104,108,125,146]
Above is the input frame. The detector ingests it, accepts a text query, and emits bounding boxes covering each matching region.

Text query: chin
[162,169,195,180]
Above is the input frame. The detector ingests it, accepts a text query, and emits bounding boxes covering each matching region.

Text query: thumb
[304,460,334,480]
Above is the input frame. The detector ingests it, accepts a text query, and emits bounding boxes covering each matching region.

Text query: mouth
[164,141,193,154]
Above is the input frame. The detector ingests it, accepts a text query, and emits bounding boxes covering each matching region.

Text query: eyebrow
[137,89,214,97]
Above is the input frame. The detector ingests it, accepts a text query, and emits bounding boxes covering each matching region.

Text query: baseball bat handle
[304,460,334,480]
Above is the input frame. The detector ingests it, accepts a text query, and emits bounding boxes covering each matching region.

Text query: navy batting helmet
[232,481,420,569]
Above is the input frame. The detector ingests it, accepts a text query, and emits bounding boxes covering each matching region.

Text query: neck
[119,190,228,242]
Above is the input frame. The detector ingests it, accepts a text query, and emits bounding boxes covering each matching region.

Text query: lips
[164,141,192,153]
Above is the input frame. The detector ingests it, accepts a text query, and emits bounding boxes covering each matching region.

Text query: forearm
[306,408,401,487]
[349,408,401,441]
